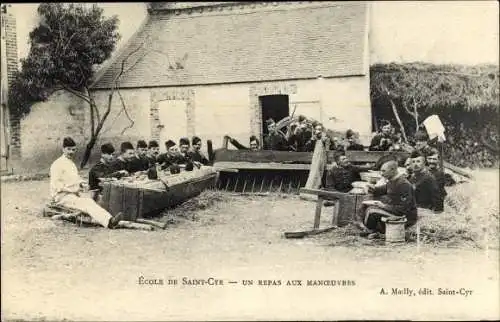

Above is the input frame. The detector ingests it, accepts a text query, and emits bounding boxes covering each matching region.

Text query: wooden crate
[101,171,217,221]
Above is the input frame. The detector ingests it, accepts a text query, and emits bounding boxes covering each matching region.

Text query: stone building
[14,1,372,171]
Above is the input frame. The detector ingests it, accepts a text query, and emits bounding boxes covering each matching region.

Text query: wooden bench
[43,202,164,230]
[300,188,372,229]
[43,202,98,226]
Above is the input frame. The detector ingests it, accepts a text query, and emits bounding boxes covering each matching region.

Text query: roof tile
[93,2,368,89]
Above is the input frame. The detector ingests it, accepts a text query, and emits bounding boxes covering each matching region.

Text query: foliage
[8,3,120,116]
[371,63,499,110]
[370,62,499,135]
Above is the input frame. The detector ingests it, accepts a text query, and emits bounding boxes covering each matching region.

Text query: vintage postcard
[1,1,499,321]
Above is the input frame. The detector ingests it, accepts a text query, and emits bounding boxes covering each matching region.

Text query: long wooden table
[101,167,217,221]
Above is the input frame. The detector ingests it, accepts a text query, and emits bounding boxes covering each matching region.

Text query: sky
[7,1,500,66]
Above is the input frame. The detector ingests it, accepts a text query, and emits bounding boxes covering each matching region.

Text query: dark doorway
[259,95,289,135]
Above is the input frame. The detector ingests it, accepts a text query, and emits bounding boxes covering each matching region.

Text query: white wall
[17,75,371,171]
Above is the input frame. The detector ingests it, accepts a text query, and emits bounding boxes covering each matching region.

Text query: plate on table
[352,181,369,189]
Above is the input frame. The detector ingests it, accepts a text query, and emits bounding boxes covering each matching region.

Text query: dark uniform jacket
[369,133,396,151]
[304,136,335,152]
[146,155,158,167]
[416,145,439,158]
[157,152,193,170]
[129,155,150,173]
[428,167,451,212]
[346,142,365,151]
[111,157,135,174]
[372,175,417,223]
[325,164,371,193]
[88,161,126,191]
[189,150,209,165]
[263,132,289,151]
[288,129,312,152]
[409,169,441,211]
[157,152,176,170]
[176,152,192,164]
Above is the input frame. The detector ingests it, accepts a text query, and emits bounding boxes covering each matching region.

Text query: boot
[107,212,125,229]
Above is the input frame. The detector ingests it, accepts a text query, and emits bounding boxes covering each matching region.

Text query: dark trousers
[365,211,416,234]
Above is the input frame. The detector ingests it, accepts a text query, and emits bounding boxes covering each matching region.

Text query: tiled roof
[147,2,240,12]
[92,2,368,89]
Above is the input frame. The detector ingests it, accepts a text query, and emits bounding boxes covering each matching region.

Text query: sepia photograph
[1,1,499,321]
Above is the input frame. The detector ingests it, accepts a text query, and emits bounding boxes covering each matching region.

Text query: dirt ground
[1,179,499,321]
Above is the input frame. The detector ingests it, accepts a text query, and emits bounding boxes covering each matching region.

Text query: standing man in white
[49,137,124,228]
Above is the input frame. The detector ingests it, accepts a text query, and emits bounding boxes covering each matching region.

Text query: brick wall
[1,6,20,158]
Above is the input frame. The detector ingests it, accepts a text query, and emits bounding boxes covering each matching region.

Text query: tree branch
[85,87,101,123]
[388,97,408,143]
[401,100,416,119]
[412,97,420,130]
[117,89,134,135]
[89,96,95,136]
[62,31,77,55]
[60,85,91,104]
[113,39,147,84]
[94,91,114,136]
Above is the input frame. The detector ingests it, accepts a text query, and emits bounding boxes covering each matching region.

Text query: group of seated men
[225,116,350,153]
[49,136,210,229]
[359,150,454,240]
[225,117,414,154]
[88,136,210,193]
[322,130,453,239]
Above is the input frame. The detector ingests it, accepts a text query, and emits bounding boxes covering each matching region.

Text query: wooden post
[305,139,327,189]
[207,140,214,164]
[438,141,444,171]
[314,196,323,229]
[332,201,339,226]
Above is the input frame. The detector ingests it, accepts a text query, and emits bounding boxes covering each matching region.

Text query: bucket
[384,218,407,243]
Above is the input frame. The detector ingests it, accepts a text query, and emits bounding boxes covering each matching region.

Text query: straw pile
[417,169,499,249]
[319,169,499,249]
[161,189,230,221]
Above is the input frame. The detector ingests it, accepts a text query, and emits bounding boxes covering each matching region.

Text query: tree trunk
[79,94,112,169]
[388,98,408,143]
[80,134,97,169]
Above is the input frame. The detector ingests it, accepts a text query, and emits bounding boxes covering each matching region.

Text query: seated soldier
[130,140,150,172]
[361,160,417,239]
[287,115,313,152]
[408,151,441,212]
[403,156,413,179]
[189,136,209,165]
[413,130,439,158]
[426,153,455,213]
[157,140,179,170]
[147,140,161,166]
[50,137,125,229]
[427,153,455,186]
[369,121,398,151]
[263,118,289,151]
[304,123,335,152]
[112,141,138,174]
[388,130,404,151]
[324,153,373,193]
[178,137,195,171]
[225,135,261,151]
[344,129,365,151]
[88,143,128,198]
